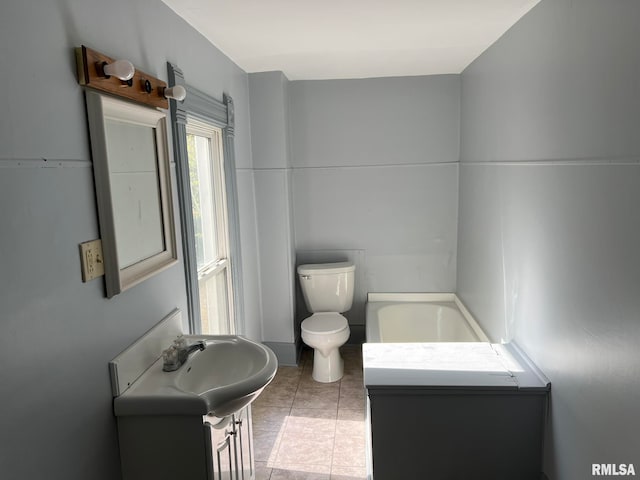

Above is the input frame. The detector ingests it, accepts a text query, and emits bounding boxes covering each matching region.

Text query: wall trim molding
[242,163,458,173]
[460,156,640,167]
[288,161,458,171]
[0,158,91,168]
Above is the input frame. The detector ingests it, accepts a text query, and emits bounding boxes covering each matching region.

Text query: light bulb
[103,59,135,81]
[163,85,187,101]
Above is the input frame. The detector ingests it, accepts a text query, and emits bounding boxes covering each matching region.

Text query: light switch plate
[80,239,105,282]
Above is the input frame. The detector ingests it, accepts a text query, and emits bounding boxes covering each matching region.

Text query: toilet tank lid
[297,262,355,275]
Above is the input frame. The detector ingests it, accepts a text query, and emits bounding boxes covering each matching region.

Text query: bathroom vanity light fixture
[76,45,169,109]
[162,85,187,101]
[101,59,135,81]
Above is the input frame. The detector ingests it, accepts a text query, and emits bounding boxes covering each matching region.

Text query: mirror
[85,90,177,297]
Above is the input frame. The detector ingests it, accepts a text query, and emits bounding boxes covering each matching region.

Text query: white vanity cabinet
[117,405,255,480]
[108,312,275,480]
[204,407,254,480]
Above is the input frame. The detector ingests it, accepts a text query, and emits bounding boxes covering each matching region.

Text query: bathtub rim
[366,293,490,343]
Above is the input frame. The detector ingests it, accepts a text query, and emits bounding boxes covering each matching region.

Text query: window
[167,64,244,336]
[186,119,234,335]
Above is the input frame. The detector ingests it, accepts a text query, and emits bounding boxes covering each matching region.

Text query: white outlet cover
[80,239,104,282]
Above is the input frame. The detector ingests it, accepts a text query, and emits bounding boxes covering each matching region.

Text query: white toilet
[297,261,355,383]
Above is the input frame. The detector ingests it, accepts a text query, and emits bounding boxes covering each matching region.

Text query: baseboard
[263,341,299,366]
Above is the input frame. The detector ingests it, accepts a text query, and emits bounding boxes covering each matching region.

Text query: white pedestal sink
[110,309,278,417]
[110,309,276,480]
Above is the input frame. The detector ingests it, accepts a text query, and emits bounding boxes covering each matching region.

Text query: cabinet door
[205,418,237,480]
[234,407,254,480]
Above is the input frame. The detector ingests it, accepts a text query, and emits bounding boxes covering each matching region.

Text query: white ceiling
[162,0,540,80]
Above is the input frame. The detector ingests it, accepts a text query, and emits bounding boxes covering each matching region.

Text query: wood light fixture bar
[76,45,169,109]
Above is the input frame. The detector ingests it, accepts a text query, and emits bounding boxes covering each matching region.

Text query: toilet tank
[297,262,355,313]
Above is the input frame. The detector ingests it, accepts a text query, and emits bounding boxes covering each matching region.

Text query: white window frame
[167,63,245,337]
[186,118,235,335]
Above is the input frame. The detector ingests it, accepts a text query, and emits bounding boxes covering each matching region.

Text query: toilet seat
[301,313,348,335]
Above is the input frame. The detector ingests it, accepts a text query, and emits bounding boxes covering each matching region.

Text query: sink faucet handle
[162,345,180,370]
[173,336,187,349]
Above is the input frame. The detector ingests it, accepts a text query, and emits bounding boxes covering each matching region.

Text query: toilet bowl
[301,313,351,383]
[297,261,355,383]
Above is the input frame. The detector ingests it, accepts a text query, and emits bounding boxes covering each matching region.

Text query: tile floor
[252,345,367,480]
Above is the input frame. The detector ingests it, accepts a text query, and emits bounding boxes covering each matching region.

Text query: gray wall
[0,1,255,478]
[247,74,461,352]
[458,0,640,478]
[248,72,297,361]
[290,76,461,328]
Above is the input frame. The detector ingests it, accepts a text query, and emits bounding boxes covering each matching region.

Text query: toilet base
[312,347,344,383]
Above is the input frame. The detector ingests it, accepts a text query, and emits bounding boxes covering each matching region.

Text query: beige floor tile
[341,348,362,362]
[275,432,335,467]
[276,365,305,379]
[330,465,367,479]
[300,369,314,381]
[255,346,367,476]
[342,360,363,371]
[255,383,298,408]
[253,427,284,463]
[299,373,342,389]
[286,408,337,436]
[268,372,300,387]
[340,375,363,390]
[338,388,365,410]
[255,461,273,480]
[339,381,364,393]
[298,377,340,391]
[331,435,366,467]
[335,409,366,437]
[252,405,291,431]
[336,408,365,421]
[342,369,363,380]
[343,354,362,364]
[270,464,331,479]
[340,367,363,379]
[293,385,340,410]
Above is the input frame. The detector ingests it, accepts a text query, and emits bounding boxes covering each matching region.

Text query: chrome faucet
[162,338,206,372]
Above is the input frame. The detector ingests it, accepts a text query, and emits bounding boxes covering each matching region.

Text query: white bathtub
[366,293,489,343]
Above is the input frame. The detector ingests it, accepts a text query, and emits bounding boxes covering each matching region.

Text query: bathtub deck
[363,342,515,388]
[363,342,548,390]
